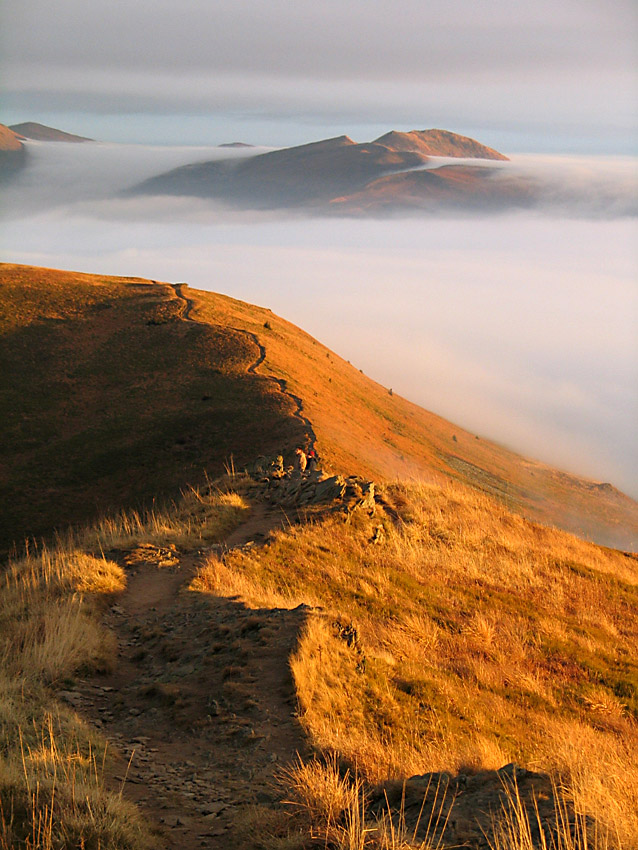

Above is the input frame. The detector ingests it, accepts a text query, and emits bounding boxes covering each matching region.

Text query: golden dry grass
[1,549,124,683]
[0,477,249,848]
[0,547,148,848]
[186,285,638,551]
[192,479,638,847]
[82,479,250,551]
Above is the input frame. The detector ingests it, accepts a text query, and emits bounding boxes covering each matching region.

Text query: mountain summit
[9,121,93,142]
[374,128,509,160]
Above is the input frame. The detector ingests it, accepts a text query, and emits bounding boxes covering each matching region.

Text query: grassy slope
[194,479,638,846]
[1,264,636,554]
[0,481,247,849]
[1,256,635,843]
[0,264,305,554]
[187,286,638,551]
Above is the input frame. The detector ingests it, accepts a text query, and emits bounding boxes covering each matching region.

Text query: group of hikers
[253,446,320,480]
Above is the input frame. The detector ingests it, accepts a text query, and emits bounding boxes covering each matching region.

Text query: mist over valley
[1,134,636,498]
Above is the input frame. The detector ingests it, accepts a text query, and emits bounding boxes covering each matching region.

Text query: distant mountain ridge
[9,121,93,142]
[134,134,428,208]
[131,128,527,212]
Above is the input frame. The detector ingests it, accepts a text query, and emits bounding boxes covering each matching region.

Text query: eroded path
[171,282,316,451]
[70,502,310,849]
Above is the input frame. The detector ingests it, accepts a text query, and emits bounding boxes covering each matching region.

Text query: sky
[1,0,637,151]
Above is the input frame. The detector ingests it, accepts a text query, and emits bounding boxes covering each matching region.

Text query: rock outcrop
[248,457,377,514]
[372,763,589,848]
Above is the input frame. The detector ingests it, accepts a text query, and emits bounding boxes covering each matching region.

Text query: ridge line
[170,282,316,452]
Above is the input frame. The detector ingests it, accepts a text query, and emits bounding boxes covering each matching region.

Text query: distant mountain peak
[374,129,508,160]
[9,122,93,143]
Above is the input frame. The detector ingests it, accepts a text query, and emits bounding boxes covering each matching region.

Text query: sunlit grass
[192,478,638,846]
[0,475,250,848]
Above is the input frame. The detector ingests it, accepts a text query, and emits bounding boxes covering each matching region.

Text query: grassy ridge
[2,263,637,554]
[185,287,638,551]
[0,265,305,554]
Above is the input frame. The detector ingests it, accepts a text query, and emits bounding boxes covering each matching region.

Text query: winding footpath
[62,281,322,847]
[70,503,310,849]
[171,282,317,452]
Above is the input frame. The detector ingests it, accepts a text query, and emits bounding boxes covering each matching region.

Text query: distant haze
[1,0,636,152]
[1,142,636,499]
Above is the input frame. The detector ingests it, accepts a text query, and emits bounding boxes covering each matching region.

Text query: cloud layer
[1,0,636,150]
[2,141,636,220]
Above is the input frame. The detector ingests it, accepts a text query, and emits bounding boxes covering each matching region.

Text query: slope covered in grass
[0,264,306,554]
[0,546,149,849]
[1,263,636,555]
[0,482,247,849]
[193,479,638,847]
[185,285,638,551]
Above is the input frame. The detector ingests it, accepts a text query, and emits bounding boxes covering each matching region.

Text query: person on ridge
[294,447,307,474]
[306,447,318,473]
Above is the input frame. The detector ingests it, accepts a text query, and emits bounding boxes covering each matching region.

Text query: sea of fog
[1,141,637,497]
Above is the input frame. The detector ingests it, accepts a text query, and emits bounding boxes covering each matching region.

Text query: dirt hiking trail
[69,501,310,849]
[171,282,316,451]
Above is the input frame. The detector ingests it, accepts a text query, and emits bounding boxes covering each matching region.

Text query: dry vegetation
[3,265,638,847]
[2,263,637,554]
[0,481,248,849]
[193,480,638,848]
[0,547,148,849]
[187,285,638,551]
[83,482,249,552]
